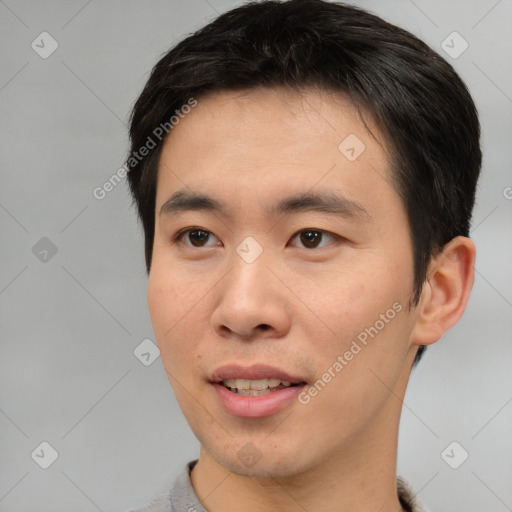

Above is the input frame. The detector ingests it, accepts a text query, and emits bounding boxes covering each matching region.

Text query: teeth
[235,378,251,390]
[222,378,295,391]
[236,389,272,396]
[248,379,267,391]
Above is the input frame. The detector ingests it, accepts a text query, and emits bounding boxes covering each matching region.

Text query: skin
[147,87,475,512]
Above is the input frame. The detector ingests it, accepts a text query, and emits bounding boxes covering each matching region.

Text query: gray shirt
[127,460,430,512]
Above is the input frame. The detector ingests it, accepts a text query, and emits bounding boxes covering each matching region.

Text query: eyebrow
[159,189,371,221]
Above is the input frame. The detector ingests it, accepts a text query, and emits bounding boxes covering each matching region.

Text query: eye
[173,227,340,250]
[174,228,220,247]
[289,229,339,249]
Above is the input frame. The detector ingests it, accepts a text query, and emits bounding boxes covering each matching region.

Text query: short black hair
[126,0,482,366]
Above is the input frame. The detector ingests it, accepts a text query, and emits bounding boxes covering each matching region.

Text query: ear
[410,236,476,347]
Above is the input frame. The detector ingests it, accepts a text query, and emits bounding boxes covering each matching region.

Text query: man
[125,1,481,510]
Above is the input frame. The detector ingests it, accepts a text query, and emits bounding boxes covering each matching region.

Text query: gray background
[1,0,511,511]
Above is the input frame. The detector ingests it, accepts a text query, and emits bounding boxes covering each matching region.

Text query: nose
[211,249,292,341]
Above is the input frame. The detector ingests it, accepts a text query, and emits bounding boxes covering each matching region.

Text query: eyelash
[172,227,341,250]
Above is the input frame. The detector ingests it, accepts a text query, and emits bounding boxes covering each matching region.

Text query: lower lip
[211,383,306,418]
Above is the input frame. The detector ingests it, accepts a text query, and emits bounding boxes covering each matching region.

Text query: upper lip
[210,364,306,384]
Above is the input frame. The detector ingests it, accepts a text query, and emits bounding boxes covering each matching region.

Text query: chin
[207,441,315,479]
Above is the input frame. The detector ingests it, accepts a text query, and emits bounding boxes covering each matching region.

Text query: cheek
[298,262,414,407]
[147,266,205,371]
[302,263,405,340]
[147,268,174,339]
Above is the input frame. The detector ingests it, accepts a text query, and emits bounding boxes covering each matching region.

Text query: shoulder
[125,460,202,512]
[125,492,172,512]
[397,475,431,512]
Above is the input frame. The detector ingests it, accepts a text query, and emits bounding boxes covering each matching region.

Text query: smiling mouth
[221,378,305,396]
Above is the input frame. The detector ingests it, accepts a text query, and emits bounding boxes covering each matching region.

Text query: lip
[211,382,306,418]
[209,364,306,384]
[209,364,307,419]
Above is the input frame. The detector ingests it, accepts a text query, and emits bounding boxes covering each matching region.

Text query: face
[147,87,420,478]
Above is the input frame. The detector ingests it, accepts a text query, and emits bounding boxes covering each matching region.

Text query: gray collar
[130,460,430,512]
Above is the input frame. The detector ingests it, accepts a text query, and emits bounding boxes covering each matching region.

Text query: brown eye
[291,229,337,249]
[176,229,219,247]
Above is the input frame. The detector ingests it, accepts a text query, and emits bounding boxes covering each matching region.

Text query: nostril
[258,324,271,330]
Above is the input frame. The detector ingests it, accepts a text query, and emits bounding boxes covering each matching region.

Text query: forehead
[159,86,388,159]
[155,86,399,220]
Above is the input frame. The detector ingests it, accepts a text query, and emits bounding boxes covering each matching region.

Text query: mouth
[220,378,305,396]
[209,364,307,392]
[209,364,308,418]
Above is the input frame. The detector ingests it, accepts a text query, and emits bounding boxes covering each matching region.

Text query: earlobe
[410,236,476,347]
